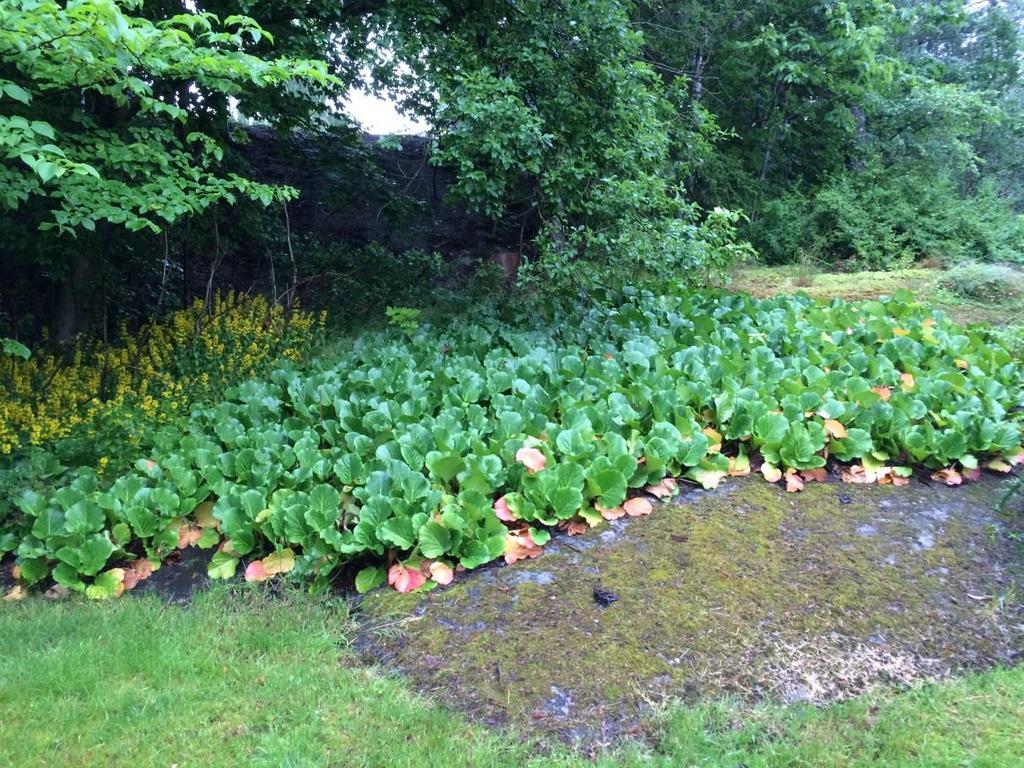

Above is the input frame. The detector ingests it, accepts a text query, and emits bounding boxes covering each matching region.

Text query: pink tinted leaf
[244,560,269,582]
[388,562,427,593]
[493,495,516,522]
[515,447,547,473]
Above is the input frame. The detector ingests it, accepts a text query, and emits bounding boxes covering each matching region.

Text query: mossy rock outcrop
[359,476,1024,746]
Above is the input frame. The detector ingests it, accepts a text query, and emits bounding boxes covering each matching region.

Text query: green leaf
[355,565,387,593]
[378,517,416,549]
[208,551,240,579]
[305,484,340,531]
[85,569,125,600]
[418,522,451,559]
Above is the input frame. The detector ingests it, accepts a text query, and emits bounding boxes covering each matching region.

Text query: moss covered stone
[358,476,1024,746]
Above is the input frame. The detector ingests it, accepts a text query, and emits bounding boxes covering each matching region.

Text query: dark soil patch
[357,475,1024,749]
[132,546,214,603]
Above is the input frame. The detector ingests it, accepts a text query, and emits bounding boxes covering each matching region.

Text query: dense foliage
[637,0,1024,266]
[1,292,319,472]
[3,288,1021,596]
[3,1,1021,343]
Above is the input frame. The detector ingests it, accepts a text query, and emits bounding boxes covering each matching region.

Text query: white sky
[344,89,428,135]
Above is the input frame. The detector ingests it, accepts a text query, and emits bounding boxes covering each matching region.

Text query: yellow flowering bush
[0,292,321,455]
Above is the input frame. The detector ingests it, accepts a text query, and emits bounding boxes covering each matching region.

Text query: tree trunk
[54,248,94,342]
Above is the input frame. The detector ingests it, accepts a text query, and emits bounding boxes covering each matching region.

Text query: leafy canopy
[0,0,335,233]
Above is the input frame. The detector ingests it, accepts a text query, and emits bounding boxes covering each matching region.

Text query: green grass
[729,264,1024,326]
[2,587,1022,767]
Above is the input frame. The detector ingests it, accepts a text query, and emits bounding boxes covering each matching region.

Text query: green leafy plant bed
[3,289,1023,598]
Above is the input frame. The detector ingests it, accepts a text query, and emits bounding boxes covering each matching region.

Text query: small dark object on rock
[838,493,852,505]
[593,584,619,607]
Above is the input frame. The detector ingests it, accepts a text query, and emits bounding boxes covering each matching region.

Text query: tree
[0,0,336,337]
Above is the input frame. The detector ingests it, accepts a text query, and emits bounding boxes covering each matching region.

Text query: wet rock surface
[358,476,1024,747]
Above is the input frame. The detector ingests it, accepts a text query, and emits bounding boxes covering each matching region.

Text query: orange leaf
[893,327,909,336]
[702,427,723,453]
[824,420,848,439]
[596,503,626,521]
[193,500,218,529]
[870,387,892,401]
[503,529,543,564]
[515,447,547,473]
[728,453,751,476]
[785,469,804,493]
[644,477,677,498]
[3,585,26,602]
[899,373,915,391]
[177,523,202,549]
[559,517,589,536]
[624,498,653,517]
[388,562,427,592]
[122,559,154,591]
[841,464,874,484]
[954,359,969,370]
[931,468,963,486]
[801,467,827,483]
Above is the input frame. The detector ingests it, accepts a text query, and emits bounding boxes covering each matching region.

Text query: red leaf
[244,560,269,582]
[388,562,427,593]
[493,495,516,522]
[963,467,981,482]
[624,497,653,517]
[515,447,547,473]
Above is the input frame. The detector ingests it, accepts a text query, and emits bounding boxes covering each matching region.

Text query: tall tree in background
[637,0,1024,267]
[0,0,335,337]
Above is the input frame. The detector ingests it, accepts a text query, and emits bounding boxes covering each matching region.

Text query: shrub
[0,293,321,457]
[939,263,1024,304]
[750,171,1024,270]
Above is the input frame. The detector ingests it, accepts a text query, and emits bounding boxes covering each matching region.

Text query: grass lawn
[729,265,1023,326]
[2,586,1022,767]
